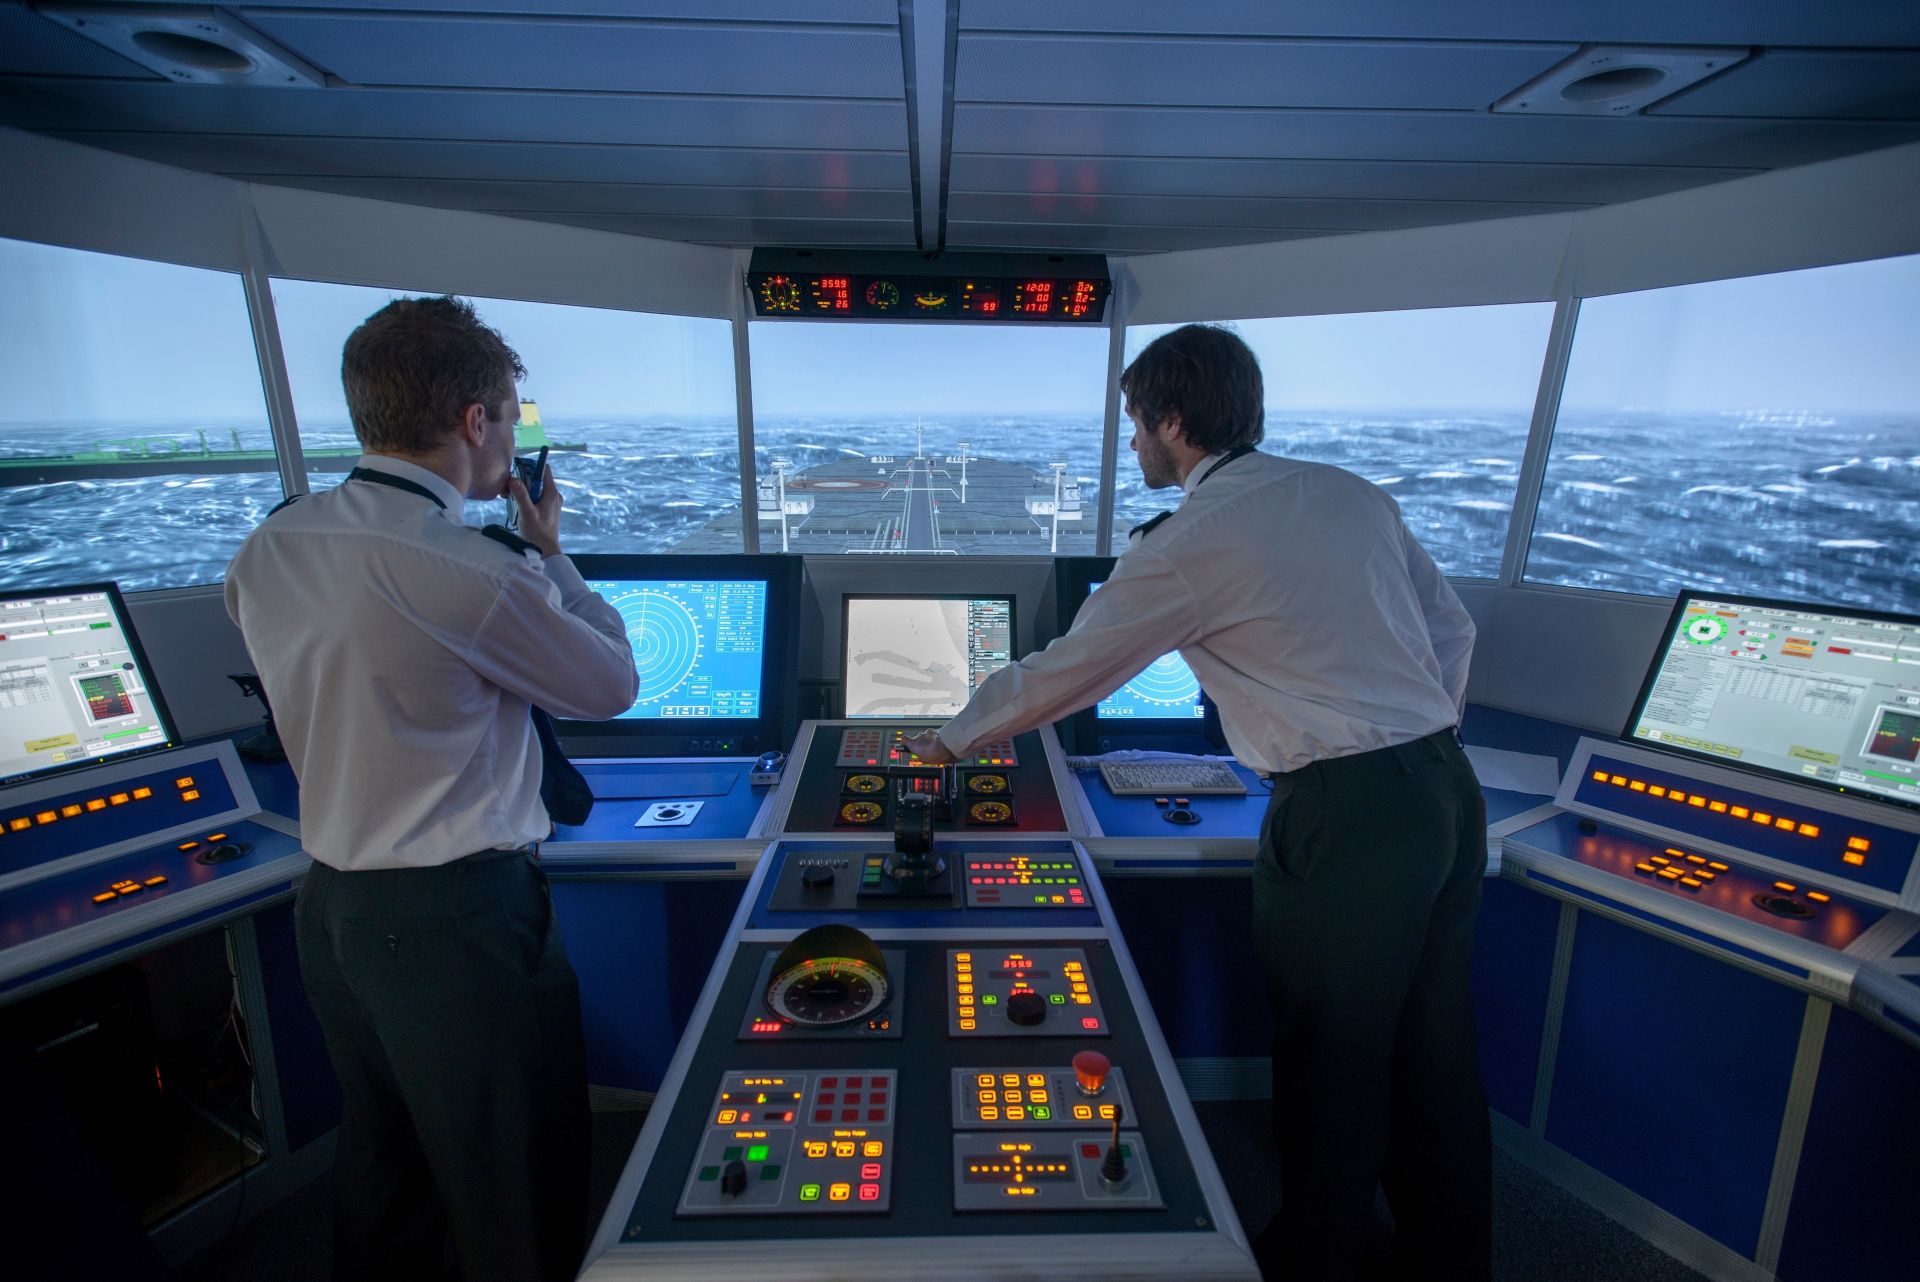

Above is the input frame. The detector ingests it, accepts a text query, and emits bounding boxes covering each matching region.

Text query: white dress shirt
[939,449,1475,774]
[224,455,638,869]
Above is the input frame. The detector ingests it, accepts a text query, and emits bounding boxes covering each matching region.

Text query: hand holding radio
[507,445,562,554]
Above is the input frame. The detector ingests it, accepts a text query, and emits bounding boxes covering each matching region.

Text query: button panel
[964,852,1087,908]
[951,1066,1136,1128]
[836,726,1017,769]
[679,1071,896,1216]
[949,948,1106,1037]
[952,1132,1161,1210]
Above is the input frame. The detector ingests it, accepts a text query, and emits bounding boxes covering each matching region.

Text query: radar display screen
[1624,591,1920,812]
[842,595,1014,719]
[0,583,180,788]
[586,579,768,721]
[1085,583,1204,721]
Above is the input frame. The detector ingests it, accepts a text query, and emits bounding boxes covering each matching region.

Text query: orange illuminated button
[132,787,153,800]
[208,833,227,842]
[109,793,130,806]
[143,875,167,887]
[85,799,106,812]
[1846,837,1870,852]
[179,841,201,852]
[175,777,194,789]
[60,804,83,818]
[91,891,117,904]
[1805,891,1830,904]
[35,810,57,825]
[1073,1049,1110,1097]
[181,790,201,802]
[8,818,30,832]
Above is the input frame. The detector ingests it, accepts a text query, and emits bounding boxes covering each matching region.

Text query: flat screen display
[0,583,179,788]
[583,578,768,720]
[1624,590,1920,812]
[1086,582,1205,721]
[842,595,1015,718]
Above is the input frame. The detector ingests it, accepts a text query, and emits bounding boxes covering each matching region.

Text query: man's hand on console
[902,730,955,764]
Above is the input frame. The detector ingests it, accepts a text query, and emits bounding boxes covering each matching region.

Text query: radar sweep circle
[602,587,704,707]
[1121,653,1202,707]
[1684,616,1726,646]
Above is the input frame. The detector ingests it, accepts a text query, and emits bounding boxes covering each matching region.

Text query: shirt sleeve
[1403,529,1475,716]
[939,548,1203,756]
[463,554,640,720]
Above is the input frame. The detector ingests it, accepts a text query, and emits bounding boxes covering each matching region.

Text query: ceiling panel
[244,12,903,96]
[948,154,1758,205]
[948,191,1587,233]
[958,0,1920,47]
[952,103,1920,170]
[0,5,160,79]
[248,175,911,219]
[1653,50,1920,120]
[0,78,909,150]
[946,219,1346,254]
[54,133,909,190]
[957,35,1571,110]
[489,210,916,247]
[230,1,900,18]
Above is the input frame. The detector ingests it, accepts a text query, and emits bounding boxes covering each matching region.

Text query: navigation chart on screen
[845,597,1011,718]
[1085,584,1203,720]
[588,579,767,720]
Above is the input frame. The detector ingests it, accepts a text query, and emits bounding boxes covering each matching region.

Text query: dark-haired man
[226,296,638,1282]
[907,323,1488,1280]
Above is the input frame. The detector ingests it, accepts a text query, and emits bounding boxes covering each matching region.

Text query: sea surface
[1,411,1914,614]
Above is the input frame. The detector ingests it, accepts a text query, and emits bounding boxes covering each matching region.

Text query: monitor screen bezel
[0,581,182,790]
[838,591,1018,720]
[559,554,802,758]
[1621,587,1920,815]
[1053,556,1216,746]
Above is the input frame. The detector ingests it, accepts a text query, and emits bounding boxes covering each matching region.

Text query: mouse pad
[581,764,740,800]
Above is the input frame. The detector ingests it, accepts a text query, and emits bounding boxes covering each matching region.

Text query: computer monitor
[1623,589,1920,813]
[0,583,180,789]
[1054,556,1219,753]
[561,555,802,758]
[841,594,1015,718]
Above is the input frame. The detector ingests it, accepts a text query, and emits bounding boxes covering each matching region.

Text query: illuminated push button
[859,1183,880,1202]
[1634,863,1657,875]
[143,876,167,887]
[1073,1049,1111,1097]
[1806,891,1831,904]
[91,892,117,905]
[1073,1105,1093,1121]
[860,1162,881,1180]
[864,1141,883,1158]
[110,793,130,806]
[828,1183,851,1202]
[61,805,83,819]
[84,799,106,813]
[132,787,153,800]
[1709,862,1730,872]
[175,777,195,789]
[798,1183,821,1202]
[35,810,57,825]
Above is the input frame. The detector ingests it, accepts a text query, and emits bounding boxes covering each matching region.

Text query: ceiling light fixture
[34,4,326,88]
[1492,44,1747,116]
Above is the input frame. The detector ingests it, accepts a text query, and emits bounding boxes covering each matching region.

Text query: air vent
[1492,44,1747,116]
[35,4,325,88]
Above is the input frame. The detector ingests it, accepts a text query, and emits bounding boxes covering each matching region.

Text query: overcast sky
[2,237,1915,427]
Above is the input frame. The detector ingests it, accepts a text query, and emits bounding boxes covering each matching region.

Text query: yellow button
[829,1183,851,1202]
[175,777,195,789]
[863,1141,883,1158]
[976,1074,994,1087]
[979,1089,996,1103]
[1798,824,1819,837]
[109,793,130,806]
[181,790,201,802]
[36,810,58,825]
[60,805,83,818]
[959,1019,976,1030]
[804,1141,826,1158]
[132,787,153,800]
[85,799,107,812]
[1847,837,1870,852]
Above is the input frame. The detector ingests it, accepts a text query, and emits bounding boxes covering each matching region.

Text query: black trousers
[1251,729,1492,1282]
[295,850,590,1282]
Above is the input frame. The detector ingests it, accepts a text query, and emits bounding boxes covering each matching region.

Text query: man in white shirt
[907,324,1490,1281]
[226,297,638,1282]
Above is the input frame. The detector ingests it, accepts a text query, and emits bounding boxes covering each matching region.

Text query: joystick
[719,1158,748,1197]
[1098,1101,1130,1190]
[1006,990,1048,1026]
[801,863,835,892]
[1073,1049,1110,1097]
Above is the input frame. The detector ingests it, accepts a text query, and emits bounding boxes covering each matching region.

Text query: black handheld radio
[513,444,549,504]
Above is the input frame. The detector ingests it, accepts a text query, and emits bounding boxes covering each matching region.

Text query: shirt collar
[1181,451,1230,498]
[355,454,466,515]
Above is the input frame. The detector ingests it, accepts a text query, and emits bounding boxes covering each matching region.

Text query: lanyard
[347,466,446,510]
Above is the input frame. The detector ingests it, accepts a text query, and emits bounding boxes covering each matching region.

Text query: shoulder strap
[478,523,538,557]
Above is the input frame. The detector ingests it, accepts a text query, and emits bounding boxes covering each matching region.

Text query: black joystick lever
[1099,1101,1129,1189]
[1006,990,1048,1026]
[719,1158,748,1198]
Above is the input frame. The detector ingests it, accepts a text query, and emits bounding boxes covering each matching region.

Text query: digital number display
[747,272,1106,322]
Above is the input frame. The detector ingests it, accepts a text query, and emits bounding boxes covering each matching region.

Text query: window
[748,322,1111,555]
[1123,305,1555,569]
[0,237,272,592]
[1531,255,1920,612]
[270,280,736,552]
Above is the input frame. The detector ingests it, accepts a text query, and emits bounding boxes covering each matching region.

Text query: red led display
[1062,280,1100,318]
[1012,280,1055,314]
[808,276,853,312]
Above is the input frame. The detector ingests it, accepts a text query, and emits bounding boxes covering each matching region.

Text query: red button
[820,1077,837,1088]
[867,1108,886,1122]
[841,1109,858,1122]
[858,1183,880,1201]
[818,1092,835,1104]
[813,1110,831,1123]
[1081,1143,1100,1159]
[861,1162,882,1180]
[845,1077,862,1088]
[1082,1017,1101,1029]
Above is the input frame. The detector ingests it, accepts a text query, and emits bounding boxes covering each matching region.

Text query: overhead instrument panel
[746,249,1109,323]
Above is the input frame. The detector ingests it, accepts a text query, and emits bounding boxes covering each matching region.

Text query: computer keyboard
[1097,760,1247,796]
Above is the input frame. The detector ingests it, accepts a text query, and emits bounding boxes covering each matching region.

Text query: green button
[698,1165,720,1182]
[982,994,997,1005]
[1032,1106,1051,1120]
[747,1144,769,1163]
[1120,1144,1133,1159]
[760,1164,782,1180]
[723,1146,742,1161]
[799,1183,821,1202]
[1049,993,1066,1004]
[1034,894,1048,904]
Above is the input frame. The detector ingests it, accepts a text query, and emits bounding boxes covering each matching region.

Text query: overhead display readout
[1625,591,1920,811]
[586,578,768,721]
[749,272,1108,322]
